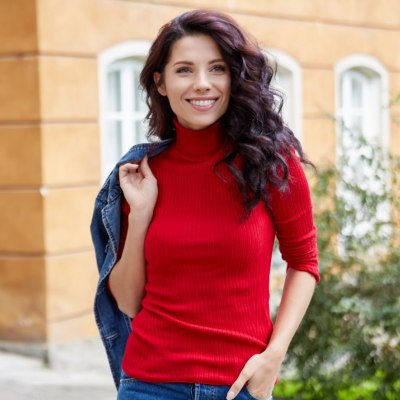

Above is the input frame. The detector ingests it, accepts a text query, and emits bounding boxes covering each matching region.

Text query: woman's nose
[193,71,211,91]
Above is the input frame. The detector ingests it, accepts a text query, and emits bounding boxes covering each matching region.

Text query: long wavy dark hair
[140,9,312,215]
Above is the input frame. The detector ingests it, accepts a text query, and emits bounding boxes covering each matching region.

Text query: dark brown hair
[140,9,311,215]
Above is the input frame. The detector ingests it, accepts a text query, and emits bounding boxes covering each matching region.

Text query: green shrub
[276,134,400,399]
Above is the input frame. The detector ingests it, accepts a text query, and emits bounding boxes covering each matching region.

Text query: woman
[91,9,319,400]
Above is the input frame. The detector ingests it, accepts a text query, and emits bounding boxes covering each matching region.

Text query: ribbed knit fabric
[120,119,319,385]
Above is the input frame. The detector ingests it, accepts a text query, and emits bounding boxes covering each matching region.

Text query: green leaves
[276,135,400,399]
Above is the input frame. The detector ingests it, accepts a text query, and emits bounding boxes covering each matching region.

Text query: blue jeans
[117,371,273,400]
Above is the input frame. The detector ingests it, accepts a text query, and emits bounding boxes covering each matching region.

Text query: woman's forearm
[263,268,316,359]
[108,214,149,318]
[225,269,317,400]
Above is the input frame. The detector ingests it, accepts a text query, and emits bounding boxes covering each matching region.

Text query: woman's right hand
[119,155,158,225]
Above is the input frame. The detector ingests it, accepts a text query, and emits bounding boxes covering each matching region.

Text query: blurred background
[0,0,399,399]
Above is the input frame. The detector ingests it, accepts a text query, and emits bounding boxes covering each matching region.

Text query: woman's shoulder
[97,139,174,204]
[114,138,173,167]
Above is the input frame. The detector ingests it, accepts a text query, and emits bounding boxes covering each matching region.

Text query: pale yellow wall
[0,0,100,343]
[0,0,38,53]
[0,258,46,342]
[38,57,98,120]
[0,0,399,346]
[45,252,98,342]
[41,124,100,186]
[0,1,42,342]
[0,59,40,121]
[0,126,42,186]
[0,191,45,254]
[154,0,400,28]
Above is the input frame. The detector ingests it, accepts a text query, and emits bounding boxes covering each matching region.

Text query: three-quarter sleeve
[269,154,320,282]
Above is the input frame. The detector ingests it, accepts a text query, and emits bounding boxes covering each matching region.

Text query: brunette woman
[91,9,319,400]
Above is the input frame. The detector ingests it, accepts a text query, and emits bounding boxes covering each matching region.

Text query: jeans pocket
[119,370,140,386]
[243,386,272,400]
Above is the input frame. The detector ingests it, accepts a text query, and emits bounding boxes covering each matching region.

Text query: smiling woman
[91,9,319,400]
[153,35,231,130]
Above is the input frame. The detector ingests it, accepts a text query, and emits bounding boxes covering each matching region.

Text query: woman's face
[154,34,231,130]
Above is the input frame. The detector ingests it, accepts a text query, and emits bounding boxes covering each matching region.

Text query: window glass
[267,50,302,142]
[134,120,147,144]
[350,74,363,108]
[103,57,148,178]
[133,63,147,113]
[107,70,121,112]
[104,121,122,172]
[274,66,293,128]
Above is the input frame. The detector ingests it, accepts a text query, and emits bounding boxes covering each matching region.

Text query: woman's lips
[187,98,217,110]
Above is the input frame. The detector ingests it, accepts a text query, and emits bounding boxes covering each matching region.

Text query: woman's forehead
[167,35,223,64]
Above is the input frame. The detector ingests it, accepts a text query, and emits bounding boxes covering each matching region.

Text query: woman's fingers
[138,155,155,180]
[226,373,248,400]
[226,353,276,400]
[119,162,139,176]
[119,156,155,181]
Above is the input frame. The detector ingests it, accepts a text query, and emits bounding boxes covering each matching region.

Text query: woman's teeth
[190,99,215,106]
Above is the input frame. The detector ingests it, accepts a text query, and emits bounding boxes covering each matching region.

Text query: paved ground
[0,338,116,400]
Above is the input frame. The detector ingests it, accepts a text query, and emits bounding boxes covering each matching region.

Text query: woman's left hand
[226,348,284,400]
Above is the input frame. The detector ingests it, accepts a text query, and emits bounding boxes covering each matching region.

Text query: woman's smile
[186,97,219,110]
[154,34,231,130]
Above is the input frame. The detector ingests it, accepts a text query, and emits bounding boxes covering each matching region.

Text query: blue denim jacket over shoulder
[90,139,173,388]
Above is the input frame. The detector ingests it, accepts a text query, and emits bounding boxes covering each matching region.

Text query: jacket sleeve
[90,194,109,274]
[90,167,123,277]
[269,155,320,282]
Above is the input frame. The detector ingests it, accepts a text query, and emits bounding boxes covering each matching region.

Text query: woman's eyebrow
[172,60,194,66]
[172,58,226,67]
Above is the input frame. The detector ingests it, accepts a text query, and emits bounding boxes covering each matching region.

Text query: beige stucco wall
[0,0,399,346]
[0,0,100,343]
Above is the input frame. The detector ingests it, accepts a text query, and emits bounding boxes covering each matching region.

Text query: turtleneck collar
[173,117,226,158]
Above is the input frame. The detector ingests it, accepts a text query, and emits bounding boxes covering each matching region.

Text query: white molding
[335,54,391,256]
[265,48,303,143]
[335,53,390,149]
[98,41,151,181]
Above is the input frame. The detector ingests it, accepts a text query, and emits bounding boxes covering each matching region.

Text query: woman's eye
[211,65,226,72]
[176,67,191,73]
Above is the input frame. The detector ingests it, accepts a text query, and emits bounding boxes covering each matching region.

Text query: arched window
[99,41,151,179]
[266,49,303,142]
[335,55,390,253]
[338,66,387,146]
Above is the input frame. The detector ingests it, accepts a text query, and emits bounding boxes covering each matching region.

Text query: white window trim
[265,49,303,143]
[335,54,391,256]
[335,54,390,150]
[98,40,151,180]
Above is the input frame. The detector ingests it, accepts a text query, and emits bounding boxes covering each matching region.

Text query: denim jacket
[90,138,173,388]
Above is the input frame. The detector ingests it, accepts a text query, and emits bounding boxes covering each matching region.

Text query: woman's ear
[153,72,167,96]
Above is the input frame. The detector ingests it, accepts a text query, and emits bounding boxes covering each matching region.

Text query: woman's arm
[226,269,316,400]
[266,268,316,359]
[108,215,149,318]
[227,155,319,400]
[108,155,158,318]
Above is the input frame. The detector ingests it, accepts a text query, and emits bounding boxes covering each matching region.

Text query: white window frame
[98,40,151,180]
[335,54,390,150]
[265,49,303,143]
[335,54,391,254]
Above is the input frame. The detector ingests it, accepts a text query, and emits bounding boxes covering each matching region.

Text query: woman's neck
[173,118,226,158]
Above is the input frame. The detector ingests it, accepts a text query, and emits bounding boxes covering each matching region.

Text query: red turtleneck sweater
[119,120,319,384]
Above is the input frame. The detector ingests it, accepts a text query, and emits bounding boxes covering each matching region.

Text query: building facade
[0,0,399,349]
